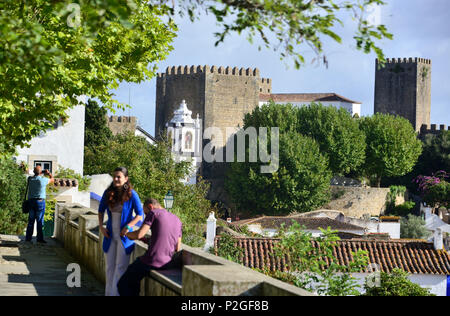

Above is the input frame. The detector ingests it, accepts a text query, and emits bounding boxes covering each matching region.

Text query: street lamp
[164,190,174,210]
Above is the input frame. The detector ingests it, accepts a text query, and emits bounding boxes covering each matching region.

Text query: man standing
[25,165,54,243]
[118,198,182,296]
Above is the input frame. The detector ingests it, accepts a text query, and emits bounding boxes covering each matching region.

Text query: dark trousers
[25,199,46,241]
[118,257,152,296]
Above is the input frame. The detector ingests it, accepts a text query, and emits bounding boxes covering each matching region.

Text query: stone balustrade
[54,203,313,296]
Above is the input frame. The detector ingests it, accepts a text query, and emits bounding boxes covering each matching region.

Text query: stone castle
[374,57,432,132]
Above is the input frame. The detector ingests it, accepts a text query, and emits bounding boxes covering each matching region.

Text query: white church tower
[166,100,202,184]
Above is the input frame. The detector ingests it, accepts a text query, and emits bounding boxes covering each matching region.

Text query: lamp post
[164,190,174,210]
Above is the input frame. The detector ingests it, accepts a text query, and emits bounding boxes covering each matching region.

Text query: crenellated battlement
[420,124,449,134]
[108,115,137,124]
[157,65,262,77]
[259,77,272,94]
[376,57,432,65]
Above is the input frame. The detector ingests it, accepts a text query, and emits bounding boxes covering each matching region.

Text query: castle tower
[374,58,432,132]
[107,115,137,135]
[155,65,270,146]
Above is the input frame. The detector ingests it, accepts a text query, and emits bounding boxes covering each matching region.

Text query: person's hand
[100,226,110,239]
[120,226,129,237]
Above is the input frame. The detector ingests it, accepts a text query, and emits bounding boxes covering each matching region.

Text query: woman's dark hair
[106,167,132,208]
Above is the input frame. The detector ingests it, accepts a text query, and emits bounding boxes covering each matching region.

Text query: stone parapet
[54,203,312,296]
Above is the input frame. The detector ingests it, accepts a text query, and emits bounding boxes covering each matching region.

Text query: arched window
[185,132,193,150]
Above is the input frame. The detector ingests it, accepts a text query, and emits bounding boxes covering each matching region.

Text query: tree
[0,0,176,156]
[416,131,450,177]
[0,156,28,235]
[244,102,366,175]
[1,0,392,156]
[84,132,213,247]
[174,0,392,68]
[400,215,432,240]
[225,131,331,215]
[274,223,369,296]
[296,103,366,175]
[362,268,435,296]
[359,114,423,187]
[84,99,113,150]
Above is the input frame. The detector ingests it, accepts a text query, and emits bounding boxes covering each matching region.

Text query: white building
[166,100,202,185]
[15,104,85,176]
[259,93,362,117]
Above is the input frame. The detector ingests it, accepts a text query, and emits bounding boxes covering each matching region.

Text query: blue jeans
[25,199,46,241]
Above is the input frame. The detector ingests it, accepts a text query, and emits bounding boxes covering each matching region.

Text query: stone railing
[54,203,313,296]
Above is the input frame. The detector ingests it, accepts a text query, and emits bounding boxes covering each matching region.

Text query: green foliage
[400,215,432,240]
[362,268,435,296]
[387,201,416,217]
[171,0,392,69]
[55,166,91,192]
[359,114,423,187]
[0,156,28,235]
[226,131,331,215]
[214,233,244,264]
[274,222,369,296]
[423,181,450,209]
[0,0,176,156]
[84,99,113,151]
[295,103,366,175]
[417,132,450,176]
[84,132,212,247]
[386,185,407,212]
[1,1,391,156]
[242,102,366,175]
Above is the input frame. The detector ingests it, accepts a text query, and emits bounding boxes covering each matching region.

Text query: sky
[109,0,450,136]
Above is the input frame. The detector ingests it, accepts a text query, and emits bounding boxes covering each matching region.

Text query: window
[34,161,52,173]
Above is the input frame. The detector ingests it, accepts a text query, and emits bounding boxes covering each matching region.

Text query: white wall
[15,105,85,176]
[378,222,401,239]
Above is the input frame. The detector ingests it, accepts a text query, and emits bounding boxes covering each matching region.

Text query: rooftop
[232,215,365,232]
[214,237,450,275]
[259,93,362,104]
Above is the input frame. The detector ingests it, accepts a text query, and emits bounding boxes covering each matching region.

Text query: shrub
[362,268,435,296]
[400,215,431,240]
[0,157,28,235]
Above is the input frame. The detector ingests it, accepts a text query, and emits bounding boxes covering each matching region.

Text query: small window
[34,161,52,173]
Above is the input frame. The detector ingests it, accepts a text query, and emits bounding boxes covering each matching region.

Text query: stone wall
[155,65,269,202]
[323,186,405,218]
[374,58,431,132]
[54,203,312,296]
[107,116,137,135]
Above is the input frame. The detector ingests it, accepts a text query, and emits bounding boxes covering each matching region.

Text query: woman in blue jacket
[98,167,143,296]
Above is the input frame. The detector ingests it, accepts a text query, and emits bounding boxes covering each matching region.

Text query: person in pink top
[118,198,182,296]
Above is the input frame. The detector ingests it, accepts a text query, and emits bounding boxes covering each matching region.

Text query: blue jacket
[98,189,144,255]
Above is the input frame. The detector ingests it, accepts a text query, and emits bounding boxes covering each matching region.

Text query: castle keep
[155,65,271,145]
[374,57,432,132]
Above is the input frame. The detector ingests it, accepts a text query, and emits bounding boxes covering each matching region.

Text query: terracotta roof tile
[214,237,450,275]
[233,216,364,232]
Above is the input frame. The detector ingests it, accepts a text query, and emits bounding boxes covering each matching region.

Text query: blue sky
[109,0,450,136]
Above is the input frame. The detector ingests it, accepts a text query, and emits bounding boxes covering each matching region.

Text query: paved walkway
[0,235,104,296]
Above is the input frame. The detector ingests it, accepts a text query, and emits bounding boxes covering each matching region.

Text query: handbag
[22,176,31,214]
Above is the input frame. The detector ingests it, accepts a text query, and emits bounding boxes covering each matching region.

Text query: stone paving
[0,235,104,296]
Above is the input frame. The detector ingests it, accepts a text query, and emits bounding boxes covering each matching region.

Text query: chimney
[434,228,443,250]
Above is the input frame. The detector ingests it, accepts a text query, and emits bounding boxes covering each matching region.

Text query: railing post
[203,212,216,252]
